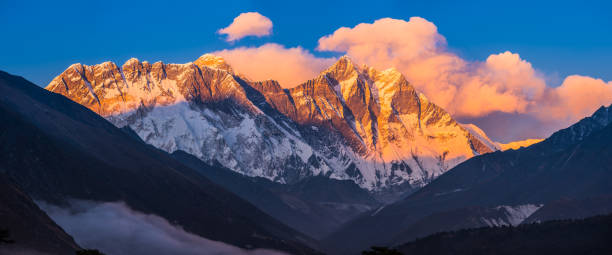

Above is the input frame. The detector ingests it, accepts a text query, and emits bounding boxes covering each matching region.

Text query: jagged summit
[541,104,612,151]
[591,104,612,126]
[46,53,499,195]
[194,54,234,72]
[324,55,358,73]
[46,57,256,117]
[124,57,140,65]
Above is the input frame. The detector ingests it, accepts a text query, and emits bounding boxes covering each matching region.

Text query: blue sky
[1,0,610,87]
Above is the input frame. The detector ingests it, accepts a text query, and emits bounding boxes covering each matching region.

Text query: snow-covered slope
[480,204,542,227]
[46,55,498,195]
[462,123,544,151]
[460,123,501,151]
[46,56,331,184]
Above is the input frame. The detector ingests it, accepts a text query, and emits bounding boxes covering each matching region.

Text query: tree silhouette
[76,249,106,255]
[362,246,403,255]
[0,228,15,244]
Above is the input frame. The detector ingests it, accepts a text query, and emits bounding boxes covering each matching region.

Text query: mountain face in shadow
[0,173,80,255]
[171,150,380,239]
[0,71,319,254]
[324,105,612,253]
[395,213,612,255]
[522,195,612,224]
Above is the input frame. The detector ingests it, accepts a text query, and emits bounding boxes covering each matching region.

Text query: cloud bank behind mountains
[213,43,336,87]
[317,17,612,123]
[213,16,611,141]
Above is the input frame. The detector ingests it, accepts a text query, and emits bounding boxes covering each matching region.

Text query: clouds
[38,200,286,255]
[318,17,445,67]
[211,14,611,140]
[214,13,337,87]
[452,51,547,117]
[544,75,612,121]
[315,17,546,118]
[212,43,336,87]
[218,12,273,42]
[315,17,612,140]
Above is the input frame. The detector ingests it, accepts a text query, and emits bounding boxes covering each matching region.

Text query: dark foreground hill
[395,213,612,255]
[0,70,319,254]
[0,173,80,255]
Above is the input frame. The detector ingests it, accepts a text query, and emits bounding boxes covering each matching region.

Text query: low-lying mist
[37,200,287,255]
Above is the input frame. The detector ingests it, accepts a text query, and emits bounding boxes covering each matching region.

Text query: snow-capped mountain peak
[46,54,499,198]
[194,54,234,73]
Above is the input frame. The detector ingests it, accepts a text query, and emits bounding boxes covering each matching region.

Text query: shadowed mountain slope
[396,213,612,255]
[0,70,319,254]
[0,173,80,255]
[325,105,612,253]
[171,150,380,239]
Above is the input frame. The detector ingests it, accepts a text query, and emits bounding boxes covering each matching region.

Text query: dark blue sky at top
[0,0,610,87]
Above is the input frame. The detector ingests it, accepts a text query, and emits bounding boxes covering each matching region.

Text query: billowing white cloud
[38,200,287,255]
[218,12,273,42]
[207,16,611,141]
[318,17,445,66]
[315,17,612,140]
[543,75,612,121]
[212,43,336,87]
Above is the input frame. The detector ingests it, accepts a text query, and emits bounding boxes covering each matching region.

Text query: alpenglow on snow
[46,55,498,195]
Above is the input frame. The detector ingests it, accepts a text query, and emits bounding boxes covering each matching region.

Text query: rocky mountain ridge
[46,55,498,196]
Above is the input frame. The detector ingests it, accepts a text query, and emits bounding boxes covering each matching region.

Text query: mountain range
[324,104,612,253]
[0,70,319,254]
[0,51,609,255]
[45,55,502,201]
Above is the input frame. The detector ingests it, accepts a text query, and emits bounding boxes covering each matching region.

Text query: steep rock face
[46,55,497,193]
[281,57,496,190]
[47,58,331,184]
[47,59,256,116]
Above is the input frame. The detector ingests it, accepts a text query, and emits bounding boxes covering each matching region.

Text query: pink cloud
[318,17,444,66]
[315,17,612,136]
[207,16,611,141]
[218,12,273,42]
[544,75,612,121]
[212,43,336,87]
